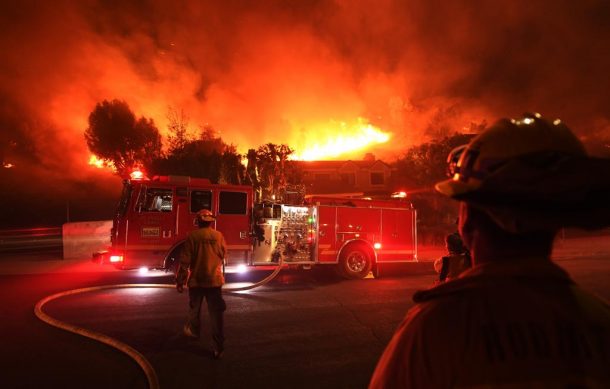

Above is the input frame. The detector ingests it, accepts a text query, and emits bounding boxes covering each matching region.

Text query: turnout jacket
[177,226,226,288]
[369,257,610,388]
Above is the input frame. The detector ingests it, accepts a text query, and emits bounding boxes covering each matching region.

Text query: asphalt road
[0,252,609,389]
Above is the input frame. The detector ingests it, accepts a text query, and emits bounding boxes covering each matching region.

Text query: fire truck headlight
[138,267,149,275]
[374,243,382,250]
[110,255,123,263]
[236,264,248,274]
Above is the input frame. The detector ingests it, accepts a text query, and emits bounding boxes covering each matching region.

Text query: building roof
[293,159,391,170]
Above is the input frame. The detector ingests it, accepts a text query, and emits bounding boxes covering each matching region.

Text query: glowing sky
[1,0,610,179]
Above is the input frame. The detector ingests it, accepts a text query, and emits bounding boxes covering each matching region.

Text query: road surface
[0,238,608,389]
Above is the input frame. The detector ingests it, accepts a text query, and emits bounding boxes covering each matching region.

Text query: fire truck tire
[164,244,183,274]
[339,245,373,279]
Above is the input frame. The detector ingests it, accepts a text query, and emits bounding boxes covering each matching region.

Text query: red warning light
[391,191,407,199]
[130,170,145,180]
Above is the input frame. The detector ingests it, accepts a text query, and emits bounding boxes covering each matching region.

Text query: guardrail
[0,227,63,253]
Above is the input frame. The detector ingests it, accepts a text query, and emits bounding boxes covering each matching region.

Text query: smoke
[1,0,610,178]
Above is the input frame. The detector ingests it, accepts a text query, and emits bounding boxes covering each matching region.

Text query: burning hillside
[291,118,390,161]
[1,0,610,183]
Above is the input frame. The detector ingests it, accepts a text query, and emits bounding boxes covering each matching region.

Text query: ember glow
[292,118,391,160]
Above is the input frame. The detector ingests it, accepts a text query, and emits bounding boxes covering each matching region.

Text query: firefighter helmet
[436,113,610,232]
[197,209,216,222]
[436,113,586,198]
[445,232,466,255]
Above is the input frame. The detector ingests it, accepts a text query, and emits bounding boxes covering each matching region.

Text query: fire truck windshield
[138,188,173,212]
[116,181,132,217]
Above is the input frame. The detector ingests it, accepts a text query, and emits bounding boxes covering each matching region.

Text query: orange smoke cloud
[1,0,610,183]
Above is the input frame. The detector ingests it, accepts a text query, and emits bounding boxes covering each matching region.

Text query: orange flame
[88,155,116,171]
[292,118,390,160]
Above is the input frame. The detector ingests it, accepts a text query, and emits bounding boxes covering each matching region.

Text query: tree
[166,107,191,154]
[245,148,261,201]
[393,133,474,188]
[392,132,475,244]
[256,143,294,202]
[151,124,244,184]
[84,99,162,176]
[220,144,245,185]
[152,139,222,181]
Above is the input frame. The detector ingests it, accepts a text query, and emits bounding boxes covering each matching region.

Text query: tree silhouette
[220,144,245,185]
[151,124,244,184]
[393,133,475,188]
[245,149,261,201]
[256,143,295,202]
[84,99,162,176]
[166,107,191,154]
[392,132,476,244]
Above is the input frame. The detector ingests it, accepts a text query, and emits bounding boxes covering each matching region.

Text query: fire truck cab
[103,175,254,270]
[97,175,417,279]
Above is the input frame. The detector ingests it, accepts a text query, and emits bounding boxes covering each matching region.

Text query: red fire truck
[95,175,417,279]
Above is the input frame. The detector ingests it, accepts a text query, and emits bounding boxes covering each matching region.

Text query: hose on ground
[222,256,284,291]
[34,259,285,388]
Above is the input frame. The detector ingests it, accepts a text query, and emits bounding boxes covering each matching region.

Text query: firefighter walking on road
[369,113,610,388]
[176,209,227,360]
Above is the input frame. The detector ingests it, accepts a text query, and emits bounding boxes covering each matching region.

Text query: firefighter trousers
[187,286,226,352]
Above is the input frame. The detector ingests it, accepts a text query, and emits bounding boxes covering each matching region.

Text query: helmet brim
[435,178,481,198]
[436,155,610,232]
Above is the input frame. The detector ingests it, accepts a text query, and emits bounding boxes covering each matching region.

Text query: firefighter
[369,113,610,388]
[437,231,471,282]
[176,209,227,360]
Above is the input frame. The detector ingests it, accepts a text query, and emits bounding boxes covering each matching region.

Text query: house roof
[293,159,391,170]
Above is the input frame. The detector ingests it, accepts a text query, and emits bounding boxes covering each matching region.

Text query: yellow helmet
[197,209,216,222]
[436,113,586,198]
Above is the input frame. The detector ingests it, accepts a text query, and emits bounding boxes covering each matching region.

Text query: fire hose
[33,257,284,389]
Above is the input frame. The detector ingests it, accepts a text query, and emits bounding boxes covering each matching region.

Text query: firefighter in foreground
[369,113,610,388]
[176,209,227,360]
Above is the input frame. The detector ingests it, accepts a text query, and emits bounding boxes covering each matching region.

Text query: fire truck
[95,175,417,279]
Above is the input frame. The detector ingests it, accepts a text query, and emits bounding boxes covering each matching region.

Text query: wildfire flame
[292,118,390,160]
[3,162,14,168]
[88,155,116,171]
[85,118,390,171]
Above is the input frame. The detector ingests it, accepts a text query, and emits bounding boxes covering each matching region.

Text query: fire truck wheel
[339,245,373,279]
[165,244,183,274]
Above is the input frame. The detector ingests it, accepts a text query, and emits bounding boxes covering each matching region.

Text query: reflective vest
[177,227,226,288]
